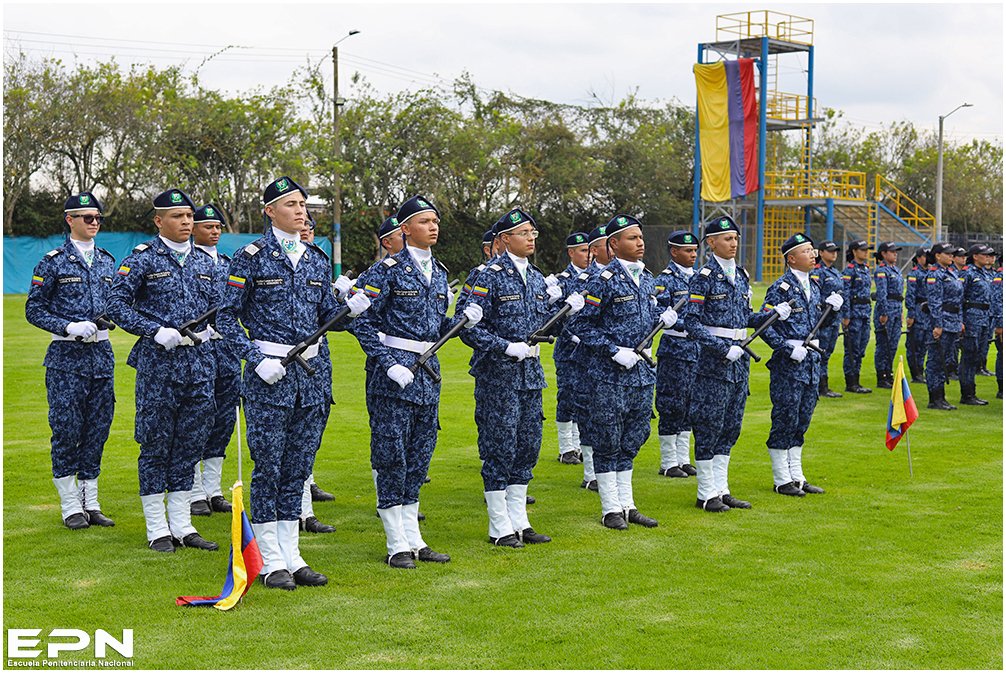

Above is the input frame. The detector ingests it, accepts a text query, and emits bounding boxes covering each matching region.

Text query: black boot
[876,371,893,389]
[819,374,842,398]
[960,383,988,406]
[998,381,1003,399]
[845,374,872,394]
[927,386,957,411]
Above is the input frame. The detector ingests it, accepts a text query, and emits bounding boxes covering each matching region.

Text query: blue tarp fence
[3,233,333,294]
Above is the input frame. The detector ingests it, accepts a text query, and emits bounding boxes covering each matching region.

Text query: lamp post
[935,102,972,243]
[331,29,360,279]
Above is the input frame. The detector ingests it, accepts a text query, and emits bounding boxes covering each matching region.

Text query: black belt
[887,294,903,301]
[852,297,871,305]
[943,303,960,314]
[964,301,990,311]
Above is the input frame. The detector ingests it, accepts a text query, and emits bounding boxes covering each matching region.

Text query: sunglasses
[72,214,105,225]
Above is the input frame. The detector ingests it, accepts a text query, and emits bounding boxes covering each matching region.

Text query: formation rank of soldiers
[27,181,1004,589]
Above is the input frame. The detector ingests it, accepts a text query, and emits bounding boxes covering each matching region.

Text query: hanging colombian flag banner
[694,58,759,202]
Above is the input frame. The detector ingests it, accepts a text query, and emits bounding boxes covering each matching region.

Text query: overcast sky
[4,2,1002,146]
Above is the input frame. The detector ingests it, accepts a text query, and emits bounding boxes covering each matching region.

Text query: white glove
[346,292,371,318]
[544,274,559,288]
[726,345,745,362]
[546,284,563,304]
[66,321,98,339]
[565,293,585,314]
[446,285,455,307]
[789,344,808,362]
[659,308,678,329]
[463,303,483,328]
[612,347,640,369]
[825,292,843,311]
[208,324,223,340]
[774,302,792,321]
[154,327,183,350]
[334,275,354,299]
[387,364,414,389]
[505,342,532,361]
[255,358,286,385]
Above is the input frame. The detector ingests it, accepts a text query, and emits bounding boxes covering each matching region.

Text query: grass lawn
[3,290,1002,669]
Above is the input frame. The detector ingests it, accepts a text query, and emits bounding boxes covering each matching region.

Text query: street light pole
[935,102,972,243]
[330,30,360,279]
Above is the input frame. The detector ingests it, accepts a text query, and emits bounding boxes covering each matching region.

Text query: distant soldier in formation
[810,240,844,398]
[653,230,700,479]
[841,239,874,394]
[189,204,236,517]
[26,192,117,530]
[760,234,842,497]
[923,242,964,411]
[571,215,670,529]
[684,216,789,512]
[107,189,219,553]
[992,258,1003,399]
[904,247,930,384]
[872,242,904,390]
[958,243,996,406]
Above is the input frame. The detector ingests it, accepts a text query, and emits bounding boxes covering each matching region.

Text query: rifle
[408,318,468,384]
[280,305,353,375]
[631,296,688,367]
[926,334,955,381]
[335,270,357,304]
[155,307,218,349]
[728,298,799,364]
[74,313,116,342]
[509,290,589,361]
[801,304,833,355]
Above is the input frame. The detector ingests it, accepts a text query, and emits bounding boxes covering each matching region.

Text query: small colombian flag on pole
[886,358,919,477]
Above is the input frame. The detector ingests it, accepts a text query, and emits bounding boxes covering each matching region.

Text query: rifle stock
[280,304,352,375]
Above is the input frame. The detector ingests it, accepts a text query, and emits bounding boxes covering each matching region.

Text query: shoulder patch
[780,281,791,291]
[699,268,712,277]
[243,243,261,258]
[45,249,62,258]
[381,257,398,268]
[489,264,503,272]
[577,272,591,281]
[558,271,571,279]
[600,270,614,281]
[476,263,486,272]
[133,243,150,253]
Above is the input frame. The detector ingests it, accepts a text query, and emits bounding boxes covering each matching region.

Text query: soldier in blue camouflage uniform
[904,247,930,384]
[992,260,1003,399]
[958,243,996,405]
[841,239,875,394]
[923,242,964,411]
[456,227,504,316]
[653,231,700,479]
[570,215,673,529]
[872,242,905,390]
[217,177,370,589]
[26,192,117,530]
[353,196,483,568]
[760,234,843,497]
[461,208,583,547]
[187,204,237,518]
[107,188,220,553]
[684,216,788,513]
[546,231,591,466]
[810,240,844,398]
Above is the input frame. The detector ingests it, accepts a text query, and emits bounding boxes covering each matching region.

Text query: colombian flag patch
[471,286,488,298]
[364,285,381,298]
[689,294,705,304]
[585,295,601,307]
[227,275,246,288]
[117,266,130,276]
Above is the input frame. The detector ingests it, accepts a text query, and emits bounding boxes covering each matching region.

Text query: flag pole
[900,356,913,477]
[235,404,243,485]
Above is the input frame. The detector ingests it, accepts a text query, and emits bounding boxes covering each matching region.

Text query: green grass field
[3,291,1002,670]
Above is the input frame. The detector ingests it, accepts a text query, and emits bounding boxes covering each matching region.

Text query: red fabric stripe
[739,59,759,195]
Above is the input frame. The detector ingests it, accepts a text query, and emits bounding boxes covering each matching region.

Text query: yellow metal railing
[716,10,814,45]
[763,206,805,280]
[764,91,817,121]
[874,175,935,237]
[765,170,867,201]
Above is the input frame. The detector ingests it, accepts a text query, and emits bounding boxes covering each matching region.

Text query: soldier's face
[300,223,315,243]
[266,194,307,235]
[193,220,221,247]
[788,245,816,273]
[610,227,645,262]
[382,234,405,255]
[975,253,991,268]
[935,251,953,267]
[820,249,838,265]
[882,250,898,264]
[590,242,611,265]
[155,208,194,243]
[402,212,439,250]
[502,223,535,257]
[670,246,698,268]
[66,209,101,242]
[708,231,738,259]
[569,245,590,268]
[853,249,869,263]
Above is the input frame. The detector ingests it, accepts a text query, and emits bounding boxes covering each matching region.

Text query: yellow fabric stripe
[694,62,730,202]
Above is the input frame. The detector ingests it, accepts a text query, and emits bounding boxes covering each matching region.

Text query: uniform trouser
[980,323,993,369]
[688,374,749,462]
[818,323,840,378]
[474,380,543,492]
[370,394,439,509]
[907,322,928,374]
[767,374,819,451]
[587,382,654,474]
[959,333,985,388]
[136,377,214,496]
[926,330,959,392]
[843,316,870,376]
[203,371,241,460]
[873,314,902,373]
[996,333,1002,384]
[554,359,578,424]
[244,400,327,523]
[46,369,115,480]
[655,355,696,436]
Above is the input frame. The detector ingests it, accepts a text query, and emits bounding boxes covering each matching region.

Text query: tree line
[5,53,1001,275]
